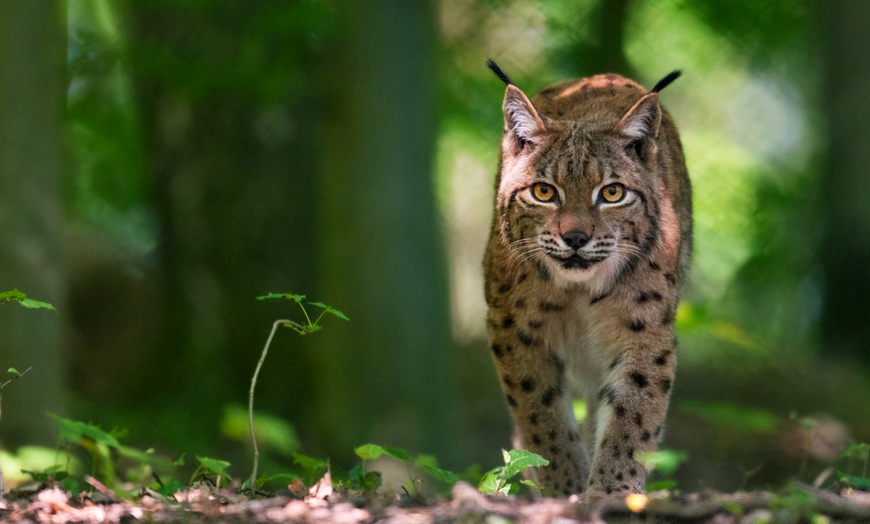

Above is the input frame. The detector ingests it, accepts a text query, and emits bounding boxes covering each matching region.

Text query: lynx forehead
[483,60,692,495]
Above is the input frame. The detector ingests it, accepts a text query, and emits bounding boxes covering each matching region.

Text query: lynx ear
[503,85,546,154]
[616,92,662,141]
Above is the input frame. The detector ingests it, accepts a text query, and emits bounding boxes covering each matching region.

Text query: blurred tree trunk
[588,0,632,75]
[314,0,458,463]
[119,1,322,444]
[821,0,870,369]
[0,0,66,446]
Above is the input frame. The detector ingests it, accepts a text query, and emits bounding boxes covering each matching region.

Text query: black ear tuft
[486,59,513,86]
[650,70,681,94]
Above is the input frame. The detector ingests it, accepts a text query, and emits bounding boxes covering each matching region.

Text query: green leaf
[721,500,744,516]
[837,470,870,491]
[477,468,505,494]
[415,454,460,484]
[256,293,305,303]
[519,478,545,490]
[196,456,231,477]
[19,297,56,310]
[645,479,678,491]
[501,449,549,479]
[61,476,81,494]
[636,449,689,477]
[841,443,870,460]
[8,367,19,375]
[308,301,350,321]
[354,443,386,461]
[48,414,121,448]
[347,464,381,491]
[383,446,411,462]
[681,401,778,434]
[22,467,68,483]
[0,289,26,303]
[0,289,54,310]
[221,404,299,457]
[153,479,185,496]
[292,453,327,484]
[256,472,301,488]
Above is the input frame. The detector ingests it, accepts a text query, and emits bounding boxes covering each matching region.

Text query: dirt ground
[2,476,870,523]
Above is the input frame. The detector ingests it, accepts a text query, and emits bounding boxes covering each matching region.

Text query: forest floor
[2,476,870,523]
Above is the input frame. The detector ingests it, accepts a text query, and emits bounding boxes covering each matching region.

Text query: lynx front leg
[587,335,677,494]
[487,325,589,496]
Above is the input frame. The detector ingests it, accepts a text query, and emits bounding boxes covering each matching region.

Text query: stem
[0,366,32,422]
[249,320,300,492]
[297,302,313,329]
[313,309,327,328]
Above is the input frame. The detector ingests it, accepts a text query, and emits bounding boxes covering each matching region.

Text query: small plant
[478,449,549,495]
[0,289,52,499]
[838,442,870,491]
[247,293,349,492]
[46,413,174,496]
[349,443,460,497]
[191,456,233,488]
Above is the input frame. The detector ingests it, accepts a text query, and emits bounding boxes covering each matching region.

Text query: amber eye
[600,183,626,203]
[531,183,558,203]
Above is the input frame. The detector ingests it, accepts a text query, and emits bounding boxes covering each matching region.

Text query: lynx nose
[562,230,590,250]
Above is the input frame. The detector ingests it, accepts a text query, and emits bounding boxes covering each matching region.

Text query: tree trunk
[314,0,458,463]
[820,0,870,369]
[0,0,67,446]
[119,1,322,441]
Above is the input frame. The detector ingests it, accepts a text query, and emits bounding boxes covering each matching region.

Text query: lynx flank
[483,61,692,495]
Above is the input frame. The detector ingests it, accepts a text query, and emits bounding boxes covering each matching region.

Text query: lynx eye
[531,183,558,203]
[600,183,626,203]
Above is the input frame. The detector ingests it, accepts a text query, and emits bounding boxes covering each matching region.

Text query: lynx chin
[483,60,692,495]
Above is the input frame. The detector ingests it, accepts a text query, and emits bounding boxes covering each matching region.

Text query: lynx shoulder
[483,60,692,495]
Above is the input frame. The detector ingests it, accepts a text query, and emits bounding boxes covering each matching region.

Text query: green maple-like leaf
[196,456,232,477]
[0,289,54,310]
[501,449,549,479]
[308,301,349,321]
[415,454,460,484]
[256,293,306,304]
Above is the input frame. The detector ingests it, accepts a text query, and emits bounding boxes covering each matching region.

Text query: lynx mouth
[555,254,599,270]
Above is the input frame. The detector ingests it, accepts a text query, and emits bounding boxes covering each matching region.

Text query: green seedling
[192,456,232,488]
[47,413,173,496]
[478,449,549,495]
[248,293,348,492]
[0,288,51,499]
[349,443,459,497]
[838,442,870,491]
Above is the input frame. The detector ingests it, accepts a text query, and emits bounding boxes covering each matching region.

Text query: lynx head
[490,62,680,292]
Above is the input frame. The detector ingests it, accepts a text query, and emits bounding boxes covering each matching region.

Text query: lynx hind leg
[489,331,589,496]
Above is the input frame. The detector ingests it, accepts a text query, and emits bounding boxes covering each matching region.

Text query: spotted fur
[483,65,692,495]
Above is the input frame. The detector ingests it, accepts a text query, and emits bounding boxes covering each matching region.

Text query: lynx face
[497,93,665,294]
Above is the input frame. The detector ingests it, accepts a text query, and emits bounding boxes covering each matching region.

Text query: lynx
[483,60,692,495]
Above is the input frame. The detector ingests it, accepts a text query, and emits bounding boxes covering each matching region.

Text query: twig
[249,320,301,492]
[0,366,32,422]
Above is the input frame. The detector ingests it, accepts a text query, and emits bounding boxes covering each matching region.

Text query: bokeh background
[2,0,869,492]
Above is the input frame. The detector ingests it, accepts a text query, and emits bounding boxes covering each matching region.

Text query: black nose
[562,230,590,249]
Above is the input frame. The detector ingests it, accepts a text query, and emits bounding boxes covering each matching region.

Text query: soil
[2,476,869,523]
